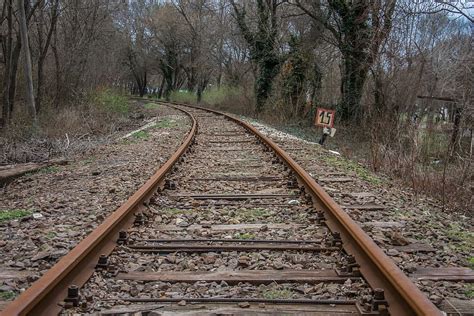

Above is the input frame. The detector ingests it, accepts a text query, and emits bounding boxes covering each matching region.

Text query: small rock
[11,261,25,268]
[178,300,187,306]
[387,249,400,256]
[32,213,43,219]
[130,287,139,296]
[32,250,53,261]
[238,302,250,308]
[0,285,13,291]
[429,294,442,305]
[165,255,176,264]
[288,200,300,205]
[389,231,409,246]
[238,256,250,267]
[326,284,339,294]
[202,253,217,265]
[273,260,284,270]
[175,217,189,227]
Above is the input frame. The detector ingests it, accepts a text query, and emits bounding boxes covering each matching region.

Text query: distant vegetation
[0,0,471,212]
[94,89,129,115]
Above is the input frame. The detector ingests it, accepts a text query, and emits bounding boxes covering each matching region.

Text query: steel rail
[1,105,197,316]
[173,102,442,316]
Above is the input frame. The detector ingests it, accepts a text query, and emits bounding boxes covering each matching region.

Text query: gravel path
[67,107,373,315]
[0,101,191,307]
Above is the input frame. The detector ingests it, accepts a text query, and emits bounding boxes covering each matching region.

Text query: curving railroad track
[2,102,442,315]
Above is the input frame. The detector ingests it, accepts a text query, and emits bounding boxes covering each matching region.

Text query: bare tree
[33,0,59,113]
[18,0,37,121]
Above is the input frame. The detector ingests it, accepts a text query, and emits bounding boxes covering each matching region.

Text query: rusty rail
[1,105,197,316]
[173,102,441,316]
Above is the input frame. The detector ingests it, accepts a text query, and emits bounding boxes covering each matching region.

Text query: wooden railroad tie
[117,270,361,284]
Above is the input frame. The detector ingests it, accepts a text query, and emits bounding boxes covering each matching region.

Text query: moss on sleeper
[262,288,295,299]
[234,232,256,240]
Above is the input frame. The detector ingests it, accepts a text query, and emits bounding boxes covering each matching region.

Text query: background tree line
[0,0,472,211]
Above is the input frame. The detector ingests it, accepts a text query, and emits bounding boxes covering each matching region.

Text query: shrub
[93,89,129,114]
[169,90,195,104]
[202,86,241,105]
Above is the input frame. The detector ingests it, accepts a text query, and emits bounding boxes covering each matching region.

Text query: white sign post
[314,108,336,145]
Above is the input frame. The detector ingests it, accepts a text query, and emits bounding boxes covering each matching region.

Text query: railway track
[2,102,442,315]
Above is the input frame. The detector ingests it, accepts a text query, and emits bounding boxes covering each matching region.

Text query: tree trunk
[196,78,208,103]
[35,0,60,113]
[18,0,37,122]
[339,52,368,121]
[158,76,165,99]
[255,56,280,113]
[1,0,14,127]
[7,40,22,117]
[51,26,62,108]
[0,1,23,126]
[450,106,461,155]
[139,70,147,97]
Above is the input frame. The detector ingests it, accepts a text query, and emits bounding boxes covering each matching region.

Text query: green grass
[170,90,196,104]
[468,257,474,269]
[122,118,178,144]
[169,86,241,105]
[94,89,129,114]
[262,288,294,299]
[25,165,61,177]
[237,208,272,221]
[131,130,150,140]
[202,86,241,105]
[446,223,474,252]
[465,284,474,298]
[144,103,160,110]
[152,118,177,129]
[46,231,57,239]
[0,291,16,300]
[234,232,256,240]
[419,129,449,160]
[161,208,190,215]
[38,166,60,174]
[82,157,95,165]
[0,209,33,222]
[321,155,383,185]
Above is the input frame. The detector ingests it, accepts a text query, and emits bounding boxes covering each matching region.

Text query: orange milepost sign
[314,108,335,128]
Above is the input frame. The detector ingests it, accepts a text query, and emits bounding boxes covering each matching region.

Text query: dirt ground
[0,100,191,308]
